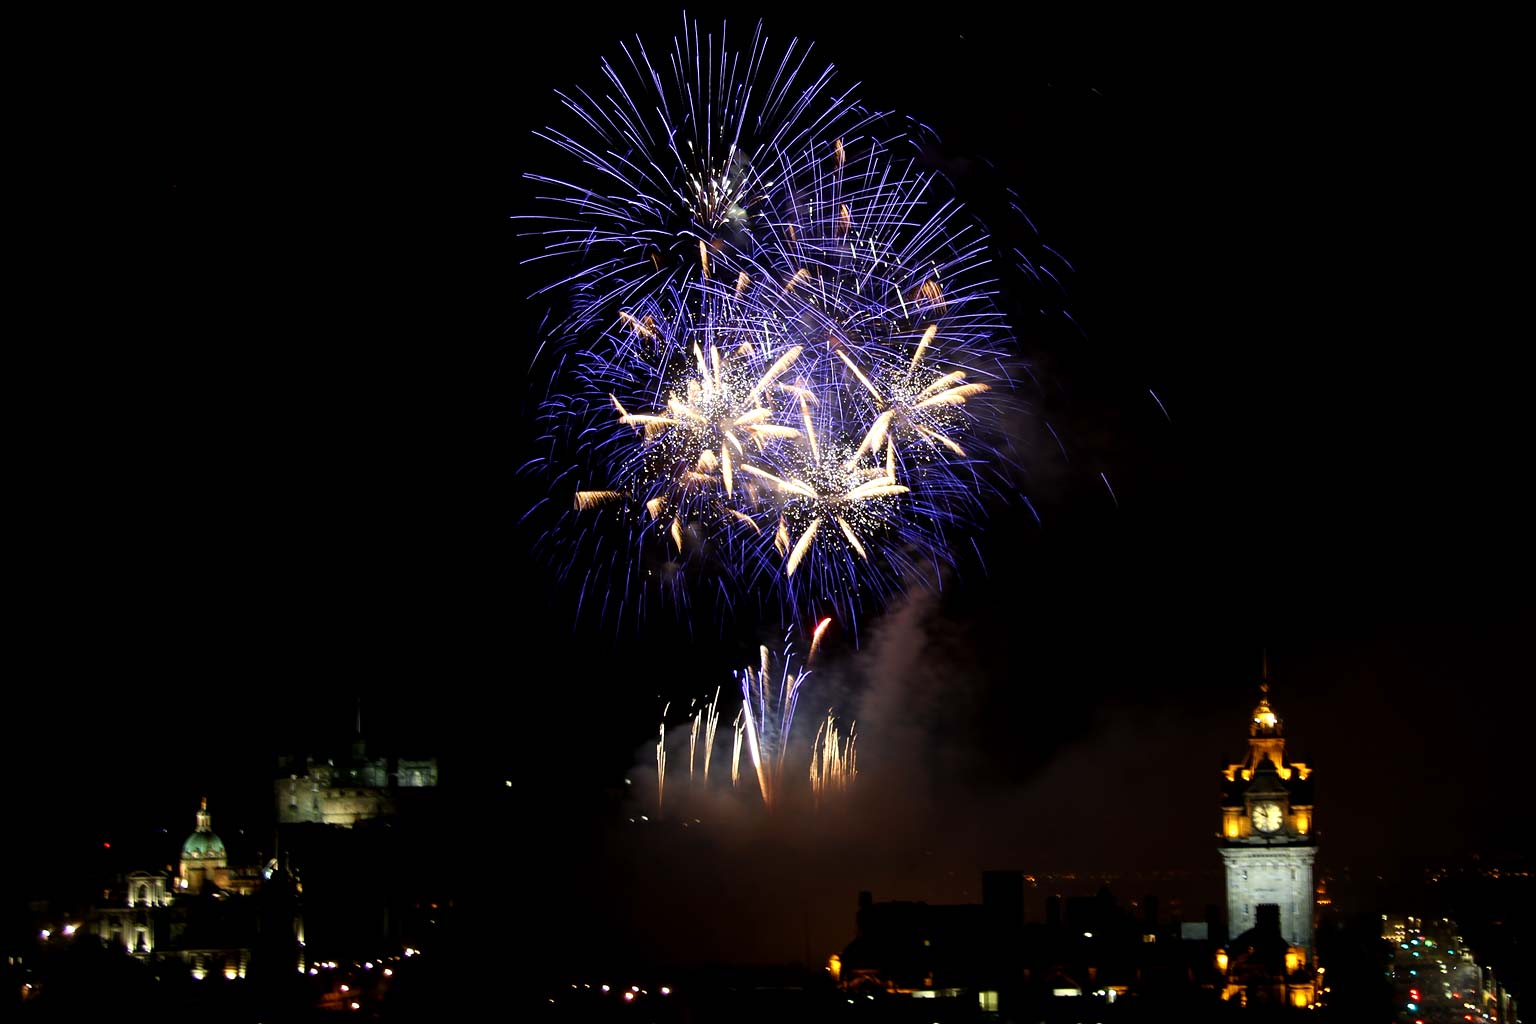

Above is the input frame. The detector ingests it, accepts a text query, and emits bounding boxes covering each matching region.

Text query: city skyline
[13,8,1532,1003]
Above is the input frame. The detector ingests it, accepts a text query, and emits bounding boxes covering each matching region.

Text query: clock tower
[1218,681,1317,960]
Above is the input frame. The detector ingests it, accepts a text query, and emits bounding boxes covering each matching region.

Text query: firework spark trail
[809,711,858,808]
[656,720,667,817]
[730,708,745,789]
[701,686,722,782]
[807,616,833,664]
[688,700,701,787]
[738,643,811,811]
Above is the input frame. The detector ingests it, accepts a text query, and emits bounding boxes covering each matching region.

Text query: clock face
[1251,802,1283,833]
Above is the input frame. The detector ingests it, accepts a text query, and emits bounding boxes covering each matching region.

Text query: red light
[103,842,111,849]
[1411,989,1421,1000]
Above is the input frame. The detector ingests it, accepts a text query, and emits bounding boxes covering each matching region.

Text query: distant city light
[623,992,634,1002]
[660,986,671,996]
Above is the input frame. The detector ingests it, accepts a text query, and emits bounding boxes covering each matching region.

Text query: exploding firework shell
[522,17,885,340]
[525,19,1027,629]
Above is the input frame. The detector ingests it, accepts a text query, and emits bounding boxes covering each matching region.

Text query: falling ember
[848,410,894,465]
[915,369,968,401]
[844,478,909,501]
[786,517,821,576]
[735,271,751,295]
[914,382,989,409]
[746,345,803,402]
[915,424,966,457]
[800,395,820,462]
[836,516,869,560]
[574,490,624,511]
[908,323,938,373]
[617,310,658,339]
[699,239,710,277]
[726,507,761,533]
[911,278,945,307]
[670,517,684,552]
[836,350,884,405]
[740,464,817,498]
[833,136,846,167]
[837,203,852,235]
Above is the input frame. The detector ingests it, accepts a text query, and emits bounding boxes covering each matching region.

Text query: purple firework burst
[521,18,1030,632]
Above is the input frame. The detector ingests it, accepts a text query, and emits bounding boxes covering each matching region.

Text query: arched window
[137,883,149,906]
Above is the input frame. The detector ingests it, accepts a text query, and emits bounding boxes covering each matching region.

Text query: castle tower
[1218,681,1317,962]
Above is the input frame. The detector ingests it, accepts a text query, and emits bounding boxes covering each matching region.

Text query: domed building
[80,798,304,981]
[178,798,231,895]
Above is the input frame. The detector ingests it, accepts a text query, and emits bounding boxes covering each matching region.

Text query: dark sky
[15,9,1532,968]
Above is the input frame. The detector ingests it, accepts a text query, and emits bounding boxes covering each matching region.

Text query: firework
[523,18,1028,630]
[809,711,858,807]
[656,719,667,816]
[738,643,810,811]
[807,616,833,664]
[521,16,880,340]
[730,708,745,790]
[688,687,724,785]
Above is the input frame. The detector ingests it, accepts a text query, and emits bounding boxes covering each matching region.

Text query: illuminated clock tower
[1218,682,1317,960]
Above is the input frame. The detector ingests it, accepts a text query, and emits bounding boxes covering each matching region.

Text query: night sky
[15,9,1532,971]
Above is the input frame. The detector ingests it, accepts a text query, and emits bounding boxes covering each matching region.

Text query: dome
[181,798,225,859]
[182,829,226,859]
